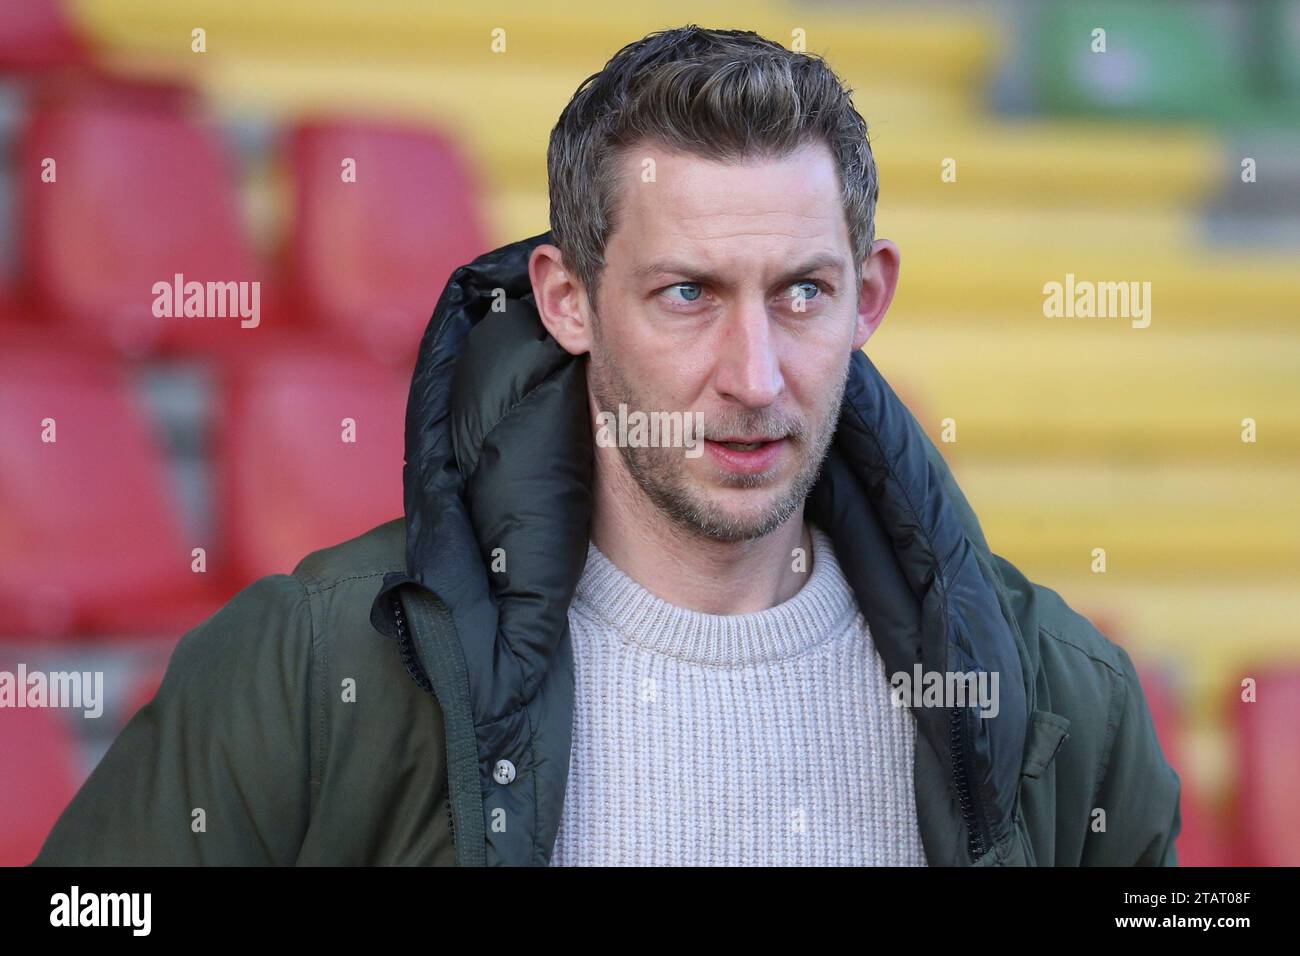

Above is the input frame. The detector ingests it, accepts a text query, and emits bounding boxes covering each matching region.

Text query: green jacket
[35,233,1181,867]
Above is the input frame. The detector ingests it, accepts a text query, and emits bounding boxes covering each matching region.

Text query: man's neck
[588,451,814,616]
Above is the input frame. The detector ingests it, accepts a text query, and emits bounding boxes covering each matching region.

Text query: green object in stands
[1031,0,1252,121]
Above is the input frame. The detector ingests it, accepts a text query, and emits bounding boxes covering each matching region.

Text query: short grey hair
[547,25,880,305]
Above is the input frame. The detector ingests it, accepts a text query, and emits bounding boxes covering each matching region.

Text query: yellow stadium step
[944,458,1300,577]
[75,0,997,89]
[877,202,1198,254]
[485,187,551,244]
[868,323,1300,459]
[886,240,1299,326]
[873,119,1222,208]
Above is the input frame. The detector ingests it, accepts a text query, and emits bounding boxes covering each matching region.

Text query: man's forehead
[609,141,850,260]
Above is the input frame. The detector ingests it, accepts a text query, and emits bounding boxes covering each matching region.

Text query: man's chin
[668,484,801,543]
[621,448,814,542]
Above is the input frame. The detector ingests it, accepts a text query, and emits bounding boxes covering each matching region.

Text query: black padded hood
[371,231,1031,866]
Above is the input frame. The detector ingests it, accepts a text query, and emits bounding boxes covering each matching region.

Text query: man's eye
[788,280,821,303]
[662,283,704,303]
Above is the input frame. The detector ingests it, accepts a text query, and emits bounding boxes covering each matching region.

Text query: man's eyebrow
[633,253,848,285]
[776,254,848,283]
[632,260,710,282]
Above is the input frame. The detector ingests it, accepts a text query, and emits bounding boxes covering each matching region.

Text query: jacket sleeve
[32,574,315,865]
[1080,644,1182,866]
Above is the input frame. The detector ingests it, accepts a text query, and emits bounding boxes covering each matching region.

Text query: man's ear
[529,243,594,356]
[852,238,901,351]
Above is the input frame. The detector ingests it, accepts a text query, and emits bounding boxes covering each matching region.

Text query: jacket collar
[372,231,1030,865]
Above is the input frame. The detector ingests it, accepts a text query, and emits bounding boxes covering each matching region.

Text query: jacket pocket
[1020,709,1072,779]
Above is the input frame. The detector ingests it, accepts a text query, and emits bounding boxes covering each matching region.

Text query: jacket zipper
[950,706,990,861]
[392,595,432,692]
[391,595,456,847]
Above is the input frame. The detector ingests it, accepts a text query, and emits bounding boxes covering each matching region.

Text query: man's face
[586,139,861,542]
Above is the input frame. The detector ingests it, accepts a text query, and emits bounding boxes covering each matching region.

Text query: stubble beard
[586,326,849,544]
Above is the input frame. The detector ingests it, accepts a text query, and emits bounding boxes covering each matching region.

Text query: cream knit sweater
[549,523,929,866]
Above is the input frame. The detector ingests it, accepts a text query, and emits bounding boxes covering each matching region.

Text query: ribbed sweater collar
[570,522,859,668]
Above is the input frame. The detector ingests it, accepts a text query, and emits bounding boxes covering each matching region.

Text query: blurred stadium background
[0,0,1298,866]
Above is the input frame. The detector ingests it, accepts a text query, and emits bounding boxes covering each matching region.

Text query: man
[36,26,1180,866]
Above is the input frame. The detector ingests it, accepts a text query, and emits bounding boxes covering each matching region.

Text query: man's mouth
[703,436,788,475]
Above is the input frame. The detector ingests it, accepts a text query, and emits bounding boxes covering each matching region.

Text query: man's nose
[712,300,783,409]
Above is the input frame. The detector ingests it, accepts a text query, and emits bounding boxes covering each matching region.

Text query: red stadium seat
[1232,668,1300,866]
[18,96,259,355]
[25,70,198,115]
[0,340,219,638]
[1137,665,1232,866]
[0,0,87,71]
[214,346,407,584]
[0,269,16,327]
[0,701,80,865]
[287,119,490,359]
